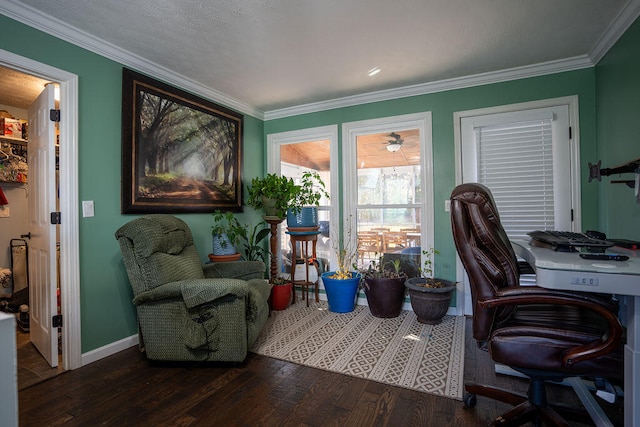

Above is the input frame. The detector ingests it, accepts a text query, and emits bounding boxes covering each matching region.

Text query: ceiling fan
[382,132,403,152]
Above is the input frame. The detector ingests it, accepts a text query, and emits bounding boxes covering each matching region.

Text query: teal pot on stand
[321,271,362,313]
[212,233,236,256]
[363,277,407,318]
[405,277,456,324]
[287,207,318,228]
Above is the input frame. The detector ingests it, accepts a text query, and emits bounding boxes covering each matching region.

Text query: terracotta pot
[271,282,293,311]
[363,277,406,318]
[405,277,456,324]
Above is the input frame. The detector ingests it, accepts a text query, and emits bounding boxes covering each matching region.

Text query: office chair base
[464,381,592,426]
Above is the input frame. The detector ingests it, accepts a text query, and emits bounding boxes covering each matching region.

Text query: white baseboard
[81,334,138,367]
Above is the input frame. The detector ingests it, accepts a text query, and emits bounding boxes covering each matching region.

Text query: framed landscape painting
[121,68,243,213]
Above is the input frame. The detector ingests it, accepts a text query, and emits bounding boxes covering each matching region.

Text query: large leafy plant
[289,171,330,213]
[211,210,245,248]
[238,222,271,263]
[247,173,297,218]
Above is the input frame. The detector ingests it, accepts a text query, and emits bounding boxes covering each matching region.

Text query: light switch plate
[0,207,9,218]
[82,200,94,217]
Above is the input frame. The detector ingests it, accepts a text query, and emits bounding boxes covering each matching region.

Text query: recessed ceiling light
[367,67,381,77]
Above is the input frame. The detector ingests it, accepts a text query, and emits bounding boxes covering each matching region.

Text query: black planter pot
[363,277,407,318]
[405,277,456,324]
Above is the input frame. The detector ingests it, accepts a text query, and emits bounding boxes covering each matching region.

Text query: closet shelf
[0,136,27,145]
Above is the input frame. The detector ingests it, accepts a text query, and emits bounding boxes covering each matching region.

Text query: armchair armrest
[132,278,249,307]
[480,286,623,367]
[203,261,265,280]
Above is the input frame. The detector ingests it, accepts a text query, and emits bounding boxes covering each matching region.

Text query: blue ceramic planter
[212,234,236,255]
[321,271,362,313]
[287,207,318,228]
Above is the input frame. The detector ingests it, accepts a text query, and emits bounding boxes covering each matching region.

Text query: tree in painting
[135,90,239,204]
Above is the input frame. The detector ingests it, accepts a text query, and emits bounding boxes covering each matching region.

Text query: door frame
[0,49,81,370]
[453,95,581,315]
[341,112,435,264]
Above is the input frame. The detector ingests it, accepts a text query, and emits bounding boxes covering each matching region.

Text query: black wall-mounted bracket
[588,158,640,189]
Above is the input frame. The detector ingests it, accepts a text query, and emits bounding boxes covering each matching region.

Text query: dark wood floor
[17,327,64,390]
[18,318,624,426]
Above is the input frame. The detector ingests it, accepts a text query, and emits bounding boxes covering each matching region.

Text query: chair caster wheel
[463,393,477,408]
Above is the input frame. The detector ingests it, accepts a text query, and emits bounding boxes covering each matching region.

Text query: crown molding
[589,0,640,64]
[0,1,264,119]
[264,56,594,120]
[3,0,637,123]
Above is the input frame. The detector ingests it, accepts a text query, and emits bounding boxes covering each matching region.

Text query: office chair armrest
[491,286,619,311]
[481,286,623,367]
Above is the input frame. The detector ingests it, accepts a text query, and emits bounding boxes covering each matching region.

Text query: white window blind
[475,118,555,240]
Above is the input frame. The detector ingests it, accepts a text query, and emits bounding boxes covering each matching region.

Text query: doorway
[342,112,435,274]
[0,67,63,387]
[0,49,82,374]
[454,96,581,314]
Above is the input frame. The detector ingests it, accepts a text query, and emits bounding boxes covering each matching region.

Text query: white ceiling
[1,0,639,117]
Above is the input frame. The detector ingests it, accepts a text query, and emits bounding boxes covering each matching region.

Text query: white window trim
[266,125,339,270]
[454,96,581,221]
[341,112,434,271]
[453,95,581,315]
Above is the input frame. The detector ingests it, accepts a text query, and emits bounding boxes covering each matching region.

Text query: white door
[27,84,58,367]
[457,100,579,314]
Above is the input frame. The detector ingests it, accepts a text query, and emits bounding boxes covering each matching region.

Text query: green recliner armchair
[115,214,270,362]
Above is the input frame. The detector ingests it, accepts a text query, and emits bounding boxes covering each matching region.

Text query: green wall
[3,10,637,354]
[596,17,640,241]
[265,71,599,283]
[0,15,265,353]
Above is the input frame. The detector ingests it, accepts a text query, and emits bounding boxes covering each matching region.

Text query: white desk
[512,240,640,427]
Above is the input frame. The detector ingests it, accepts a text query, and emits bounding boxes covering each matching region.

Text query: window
[266,125,338,275]
[343,112,433,269]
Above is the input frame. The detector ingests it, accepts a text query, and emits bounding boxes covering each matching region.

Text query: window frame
[453,96,581,314]
[342,112,434,270]
[266,125,339,271]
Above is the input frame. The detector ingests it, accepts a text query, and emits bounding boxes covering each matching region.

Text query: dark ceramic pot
[405,277,456,324]
[363,277,406,318]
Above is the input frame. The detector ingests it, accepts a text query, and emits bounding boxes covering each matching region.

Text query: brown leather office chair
[450,183,624,426]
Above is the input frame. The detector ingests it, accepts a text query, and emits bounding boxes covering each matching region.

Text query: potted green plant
[287,171,330,228]
[359,254,407,318]
[320,226,361,313]
[404,247,456,324]
[237,222,271,264]
[211,210,245,256]
[247,173,297,219]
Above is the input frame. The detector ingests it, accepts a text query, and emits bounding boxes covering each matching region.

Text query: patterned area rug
[251,300,465,400]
